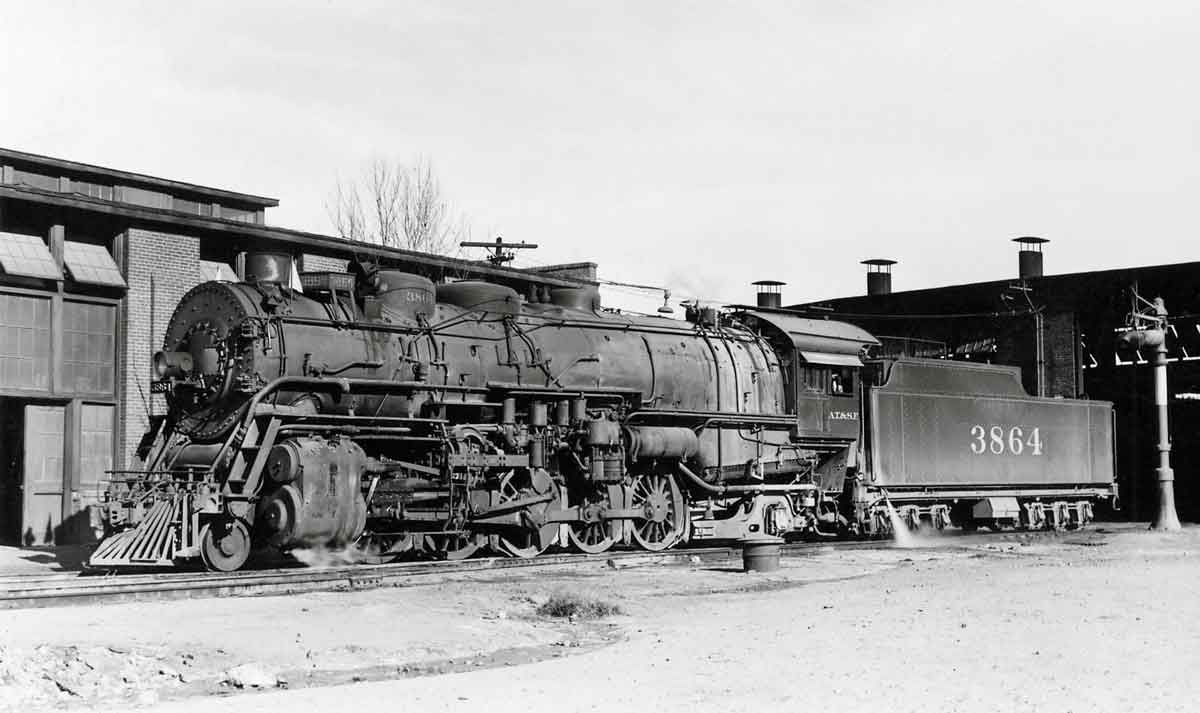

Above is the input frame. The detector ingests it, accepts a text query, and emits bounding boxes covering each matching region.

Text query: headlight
[153,351,195,379]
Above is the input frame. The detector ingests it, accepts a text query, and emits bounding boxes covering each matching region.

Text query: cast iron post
[1120,292,1181,530]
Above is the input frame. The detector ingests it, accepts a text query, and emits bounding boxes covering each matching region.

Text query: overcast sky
[3,1,1198,312]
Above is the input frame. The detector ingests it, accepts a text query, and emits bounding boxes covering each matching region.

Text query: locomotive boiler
[89,253,1117,571]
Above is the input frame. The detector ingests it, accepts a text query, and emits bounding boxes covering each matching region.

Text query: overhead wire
[473,246,1035,322]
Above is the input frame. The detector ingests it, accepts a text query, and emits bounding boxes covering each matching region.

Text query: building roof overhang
[0,184,592,289]
[0,146,278,208]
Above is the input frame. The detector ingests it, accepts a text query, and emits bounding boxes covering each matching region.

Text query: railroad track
[0,546,750,610]
[0,526,1112,610]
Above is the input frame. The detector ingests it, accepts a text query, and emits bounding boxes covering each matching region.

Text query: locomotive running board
[87,497,191,569]
[873,487,1114,501]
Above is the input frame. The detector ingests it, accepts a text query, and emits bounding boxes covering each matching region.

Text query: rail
[0,539,895,610]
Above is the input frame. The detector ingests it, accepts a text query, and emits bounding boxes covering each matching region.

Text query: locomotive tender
[90,253,1116,570]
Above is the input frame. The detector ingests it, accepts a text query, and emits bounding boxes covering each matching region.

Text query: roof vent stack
[862,259,896,296]
[752,280,785,308]
[1014,236,1048,280]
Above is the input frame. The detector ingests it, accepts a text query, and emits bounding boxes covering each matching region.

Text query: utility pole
[1005,283,1046,397]
[1119,288,1181,530]
[460,236,537,267]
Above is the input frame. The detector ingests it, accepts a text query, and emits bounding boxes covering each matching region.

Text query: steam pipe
[212,376,479,472]
[676,462,818,496]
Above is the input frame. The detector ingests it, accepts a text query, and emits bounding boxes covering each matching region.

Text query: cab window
[800,366,826,394]
[829,367,855,396]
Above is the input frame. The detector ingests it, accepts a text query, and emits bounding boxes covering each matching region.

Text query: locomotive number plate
[969,425,1043,456]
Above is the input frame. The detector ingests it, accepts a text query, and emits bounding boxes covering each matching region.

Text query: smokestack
[1013,236,1048,280]
[752,280,785,308]
[862,259,896,296]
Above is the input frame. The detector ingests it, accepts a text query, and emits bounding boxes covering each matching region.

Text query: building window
[118,186,172,210]
[12,169,59,192]
[63,241,127,288]
[221,206,257,223]
[173,198,213,217]
[71,180,114,201]
[62,301,116,395]
[0,232,63,280]
[199,260,238,282]
[0,293,52,390]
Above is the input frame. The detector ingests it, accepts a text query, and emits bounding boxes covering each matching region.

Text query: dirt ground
[2,525,1198,713]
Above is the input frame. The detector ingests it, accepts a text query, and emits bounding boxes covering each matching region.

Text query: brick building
[794,242,1200,522]
[0,147,593,547]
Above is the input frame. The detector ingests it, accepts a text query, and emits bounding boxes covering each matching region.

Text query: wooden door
[22,404,64,546]
[73,404,113,542]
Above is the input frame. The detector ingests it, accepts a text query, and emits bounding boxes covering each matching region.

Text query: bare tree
[327,157,468,255]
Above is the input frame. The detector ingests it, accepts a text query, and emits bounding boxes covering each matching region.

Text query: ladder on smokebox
[87,414,283,569]
[221,412,284,518]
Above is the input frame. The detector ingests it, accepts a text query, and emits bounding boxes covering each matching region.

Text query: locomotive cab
[795,360,862,439]
[734,310,878,439]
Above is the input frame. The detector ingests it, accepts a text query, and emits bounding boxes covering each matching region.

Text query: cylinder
[501,398,516,425]
[587,419,619,446]
[255,437,368,548]
[866,271,892,296]
[529,438,546,469]
[555,400,570,427]
[571,398,588,423]
[529,401,548,427]
[244,252,293,283]
[603,452,624,481]
[265,440,304,483]
[742,538,782,573]
[625,426,700,460]
[1018,250,1043,279]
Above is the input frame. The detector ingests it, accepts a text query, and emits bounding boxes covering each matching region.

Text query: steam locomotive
[89,253,1117,571]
